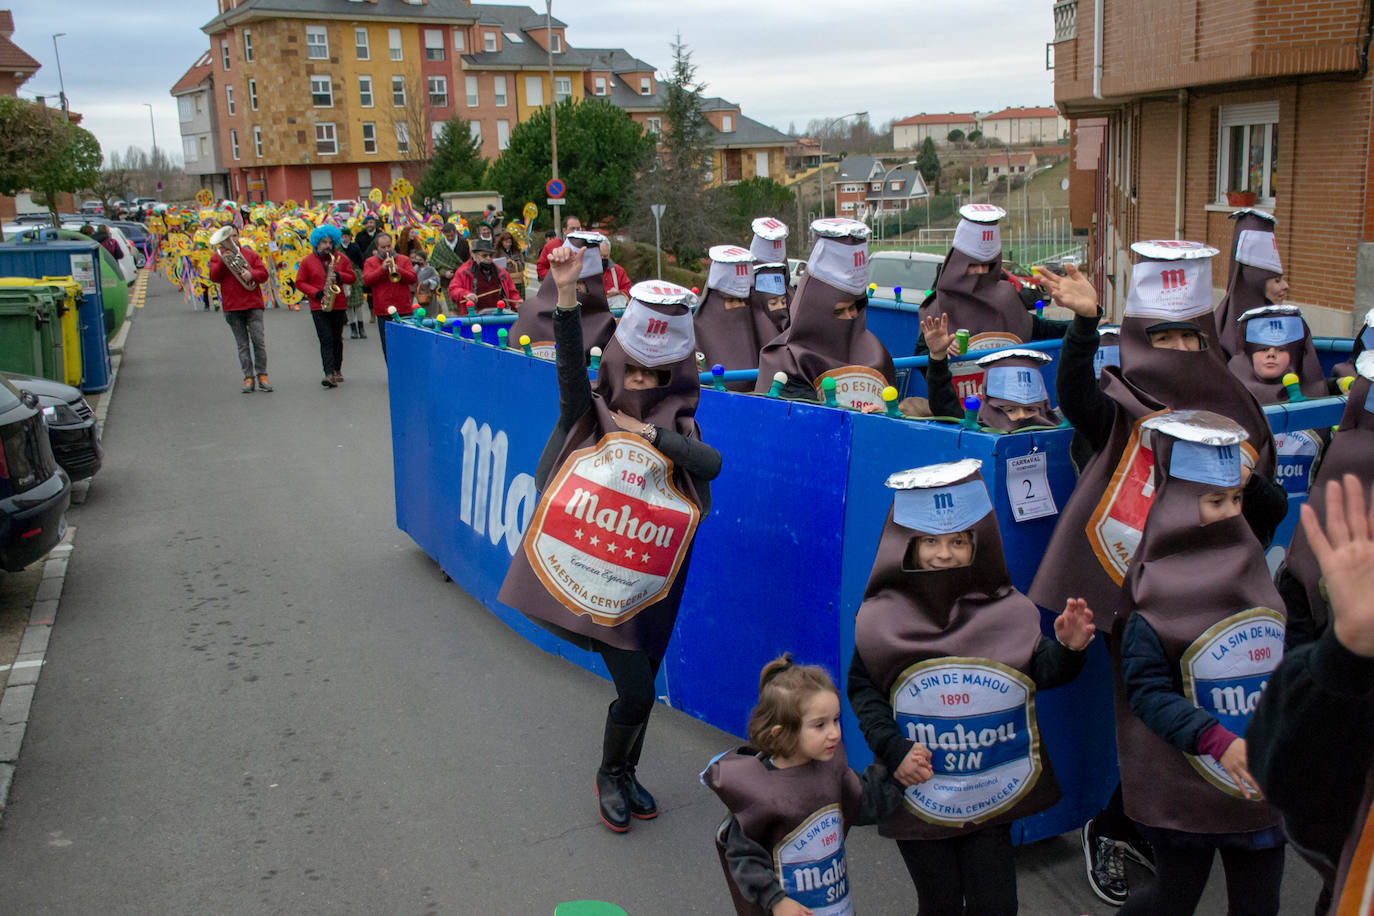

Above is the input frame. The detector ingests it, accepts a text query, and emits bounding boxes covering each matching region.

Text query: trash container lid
[553,904,629,916]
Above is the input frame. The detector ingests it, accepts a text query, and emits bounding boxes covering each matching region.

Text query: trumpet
[385,253,400,283]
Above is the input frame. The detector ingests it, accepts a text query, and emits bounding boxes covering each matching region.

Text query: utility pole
[545,1,560,231]
[51,33,67,114]
[144,103,160,201]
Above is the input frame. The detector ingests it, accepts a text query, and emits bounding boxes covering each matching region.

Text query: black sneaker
[1121,835,1155,873]
[1082,818,1129,906]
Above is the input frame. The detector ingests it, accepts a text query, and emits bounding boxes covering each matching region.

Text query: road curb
[0,289,134,823]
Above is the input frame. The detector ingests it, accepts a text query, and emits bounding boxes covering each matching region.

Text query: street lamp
[51,33,67,114]
[817,110,867,220]
[873,158,917,243]
[143,103,160,201]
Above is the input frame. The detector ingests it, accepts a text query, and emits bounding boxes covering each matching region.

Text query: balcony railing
[1053,0,1078,42]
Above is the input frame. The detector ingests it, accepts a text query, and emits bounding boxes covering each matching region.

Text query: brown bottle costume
[754,219,894,399]
[1030,241,1277,634]
[852,461,1068,841]
[704,746,878,916]
[1227,305,1327,403]
[1332,306,1374,380]
[1215,209,1281,359]
[694,245,762,391]
[508,231,614,359]
[918,205,1033,352]
[749,217,793,337]
[973,350,1060,431]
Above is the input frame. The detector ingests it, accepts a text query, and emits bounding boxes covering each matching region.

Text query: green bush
[610,240,707,290]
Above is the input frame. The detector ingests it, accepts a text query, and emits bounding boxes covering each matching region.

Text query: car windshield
[869,258,941,292]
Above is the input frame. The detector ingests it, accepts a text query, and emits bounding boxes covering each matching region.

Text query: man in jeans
[207,225,272,392]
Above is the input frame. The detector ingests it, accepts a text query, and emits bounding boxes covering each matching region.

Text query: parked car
[130,197,158,209]
[868,251,945,302]
[787,258,807,286]
[2,373,102,482]
[0,376,69,571]
[110,221,152,265]
[79,200,104,215]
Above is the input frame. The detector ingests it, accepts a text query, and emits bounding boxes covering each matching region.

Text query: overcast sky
[10,0,1056,166]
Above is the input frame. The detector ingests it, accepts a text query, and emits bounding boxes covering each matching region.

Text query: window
[470,120,482,145]
[395,122,409,154]
[357,167,372,197]
[551,33,562,53]
[594,77,606,96]
[645,117,661,134]
[503,31,523,43]
[555,76,571,102]
[525,75,542,106]
[483,31,497,52]
[252,125,262,157]
[640,77,651,95]
[230,129,240,160]
[310,169,332,204]
[465,75,478,107]
[493,76,507,107]
[841,201,855,212]
[428,76,448,107]
[496,119,510,150]
[178,96,194,122]
[316,122,337,155]
[358,75,373,107]
[389,27,402,61]
[225,85,235,115]
[431,121,444,143]
[248,79,258,110]
[1217,102,1279,203]
[390,165,404,182]
[721,114,733,132]
[221,40,230,70]
[306,26,328,60]
[425,29,445,61]
[755,151,770,179]
[392,75,406,106]
[195,94,204,114]
[355,27,369,60]
[452,28,465,51]
[243,29,254,62]
[183,137,198,161]
[871,182,881,191]
[199,136,208,158]
[361,122,377,154]
[890,180,901,190]
[310,75,333,107]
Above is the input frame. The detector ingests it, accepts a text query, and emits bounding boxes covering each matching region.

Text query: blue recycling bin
[0,240,111,392]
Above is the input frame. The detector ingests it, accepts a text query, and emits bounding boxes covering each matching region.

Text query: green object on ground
[554,903,629,916]
[0,285,66,381]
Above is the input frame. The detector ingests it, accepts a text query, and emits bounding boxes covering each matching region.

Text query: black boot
[596,706,637,833]
[624,717,658,819]
[349,322,359,339]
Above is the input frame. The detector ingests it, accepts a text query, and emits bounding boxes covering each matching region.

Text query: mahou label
[890,658,1042,826]
[773,805,853,916]
[1181,607,1285,796]
[525,432,699,626]
[813,366,887,410]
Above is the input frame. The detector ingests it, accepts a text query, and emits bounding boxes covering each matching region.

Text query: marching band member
[294,225,356,388]
[207,225,271,393]
[448,237,521,316]
[363,231,418,361]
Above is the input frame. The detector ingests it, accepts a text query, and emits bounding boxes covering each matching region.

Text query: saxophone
[220,242,257,290]
[322,253,340,311]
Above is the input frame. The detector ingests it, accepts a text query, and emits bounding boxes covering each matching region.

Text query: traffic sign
[545,178,565,198]
[650,204,666,219]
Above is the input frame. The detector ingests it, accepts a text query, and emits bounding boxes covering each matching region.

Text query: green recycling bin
[0,285,65,381]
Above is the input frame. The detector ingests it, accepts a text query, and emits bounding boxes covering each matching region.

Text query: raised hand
[1035,262,1098,318]
[1300,474,1374,657]
[1055,597,1097,651]
[921,313,955,360]
[547,243,582,292]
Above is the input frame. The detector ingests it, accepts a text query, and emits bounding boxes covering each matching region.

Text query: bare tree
[389,75,434,185]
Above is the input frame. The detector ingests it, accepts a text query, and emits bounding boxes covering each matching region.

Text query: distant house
[980,152,1039,181]
[833,155,928,217]
[893,112,977,150]
[786,136,821,172]
[172,52,230,201]
[979,106,1067,145]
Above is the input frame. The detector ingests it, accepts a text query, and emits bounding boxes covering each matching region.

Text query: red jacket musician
[294,224,357,388]
[208,225,272,392]
[448,237,521,315]
[362,231,419,319]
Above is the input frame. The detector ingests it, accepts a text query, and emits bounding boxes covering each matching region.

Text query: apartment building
[172,52,231,200]
[1052,0,1374,334]
[893,112,977,150]
[192,0,788,205]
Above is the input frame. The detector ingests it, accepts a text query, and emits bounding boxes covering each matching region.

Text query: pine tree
[416,118,488,202]
[916,136,942,193]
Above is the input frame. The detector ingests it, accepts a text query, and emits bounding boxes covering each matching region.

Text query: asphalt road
[0,274,1322,914]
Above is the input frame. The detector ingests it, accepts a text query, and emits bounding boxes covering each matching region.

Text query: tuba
[210,226,256,290]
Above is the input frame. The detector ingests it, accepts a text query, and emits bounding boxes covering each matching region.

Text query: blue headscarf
[309,224,342,249]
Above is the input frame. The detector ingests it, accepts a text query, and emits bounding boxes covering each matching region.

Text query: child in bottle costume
[703,655,905,916]
[499,245,722,834]
[848,459,1095,915]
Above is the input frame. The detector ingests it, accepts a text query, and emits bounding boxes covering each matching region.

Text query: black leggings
[896,825,1017,916]
[596,644,661,726]
[310,310,347,374]
[1119,834,1284,916]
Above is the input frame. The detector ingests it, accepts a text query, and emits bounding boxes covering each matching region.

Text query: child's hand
[1302,474,1374,658]
[1035,262,1098,318]
[771,898,813,916]
[1055,598,1097,651]
[546,243,582,292]
[858,402,884,414]
[895,743,934,786]
[1219,739,1263,799]
[921,313,955,360]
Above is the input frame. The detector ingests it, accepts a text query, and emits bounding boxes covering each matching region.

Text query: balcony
[1053,0,1077,42]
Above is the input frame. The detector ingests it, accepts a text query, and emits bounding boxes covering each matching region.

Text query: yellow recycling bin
[0,276,83,387]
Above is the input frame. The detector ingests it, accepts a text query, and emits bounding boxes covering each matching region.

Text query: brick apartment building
[190,0,789,206]
[1052,0,1374,335]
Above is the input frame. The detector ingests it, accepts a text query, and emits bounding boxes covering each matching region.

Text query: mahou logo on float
[525,432,699,625]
